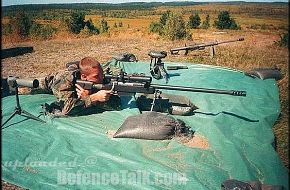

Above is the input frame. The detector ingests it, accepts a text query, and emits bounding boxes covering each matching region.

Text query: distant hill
[2,1,287,12]
[2,1,288,19]
[2,2,204,11]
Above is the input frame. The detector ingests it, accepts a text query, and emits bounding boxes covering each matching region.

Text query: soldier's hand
[75,84,90,99]
[90,90,112,102]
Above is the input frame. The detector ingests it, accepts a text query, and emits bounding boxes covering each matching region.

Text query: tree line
[149,10,241,40]
[2,11,110,40]
[2,10,288,46]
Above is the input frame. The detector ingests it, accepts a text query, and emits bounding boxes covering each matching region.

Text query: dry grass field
[1,2,288,189]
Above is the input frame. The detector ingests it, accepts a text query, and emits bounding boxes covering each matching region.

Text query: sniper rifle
[76,73,246,111]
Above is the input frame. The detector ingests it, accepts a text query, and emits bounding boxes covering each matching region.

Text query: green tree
[149,22,164,35]
[84,19,99,35]
[201,14,210,29]
[188,13,201,29]
[214,11,240,30]
[29,24,56,40]
[277,33,288,47]
[2,23,13,36]
[163,13,190,40]
[160,10,171,26]
[85,19,95,30]
[100,19,109,33]
[66,11,86,34]
[10,12,33,38]
[80,26,92,37]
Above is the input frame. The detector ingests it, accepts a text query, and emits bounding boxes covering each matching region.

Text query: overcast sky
[2,0,288,7]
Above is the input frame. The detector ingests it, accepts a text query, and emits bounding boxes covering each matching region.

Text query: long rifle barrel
[151,84,246,96]
[215,37,244,45]
[170,38,244,55]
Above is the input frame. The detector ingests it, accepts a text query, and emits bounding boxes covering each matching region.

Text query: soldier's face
[81,67,104,84]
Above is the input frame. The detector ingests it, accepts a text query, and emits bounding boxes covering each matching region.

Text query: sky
[2,0,288,7]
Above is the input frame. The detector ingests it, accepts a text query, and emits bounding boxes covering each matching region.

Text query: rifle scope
[7,76,39,88]
[104,74,151,83]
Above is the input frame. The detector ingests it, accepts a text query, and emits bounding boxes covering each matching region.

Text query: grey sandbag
[136,93,198,115]
[112,53,137,62]
[245,68,282,80]
[221,179,285,190]
[66,61,79,70]
[113,111,193,140]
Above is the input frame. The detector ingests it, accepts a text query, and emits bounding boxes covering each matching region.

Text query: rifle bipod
[2,78,46,128]
[150,90,162,111]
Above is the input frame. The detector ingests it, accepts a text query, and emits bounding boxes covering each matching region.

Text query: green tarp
[2,61,288,189]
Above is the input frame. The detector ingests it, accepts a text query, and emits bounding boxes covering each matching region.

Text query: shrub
[66,11,86,34]
[149,11,191,40]
[277,33,288,47]
[2,23,13,35]
[29,24,56,40]
[163,13,190,40]
[149,22,164,35]
[261,24,267,30]
[100,19,109,33]
[188,13,201,29]
[201,14,210,29]
[249,24,259,30]
[214,11,240,30]
[79,26,92,37]
[80,25,99,37]
[10,12,33,38]
[160,10,171,26]
[149,10,170,36]
[85,19,99,34]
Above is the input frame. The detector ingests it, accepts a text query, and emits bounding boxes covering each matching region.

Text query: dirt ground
[1,31,259,78]
[1,181,25,190]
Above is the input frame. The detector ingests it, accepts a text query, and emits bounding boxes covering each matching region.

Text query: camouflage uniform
[38,67,121,116]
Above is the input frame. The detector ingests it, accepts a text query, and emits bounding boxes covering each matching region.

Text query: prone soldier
[37,57,121,116]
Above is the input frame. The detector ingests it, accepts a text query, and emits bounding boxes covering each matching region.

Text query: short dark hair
[79,57,102,75]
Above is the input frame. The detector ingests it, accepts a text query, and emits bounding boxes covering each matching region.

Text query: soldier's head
[79,57,103,83]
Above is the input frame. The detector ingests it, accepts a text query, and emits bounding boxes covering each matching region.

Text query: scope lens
[32,79,39,88]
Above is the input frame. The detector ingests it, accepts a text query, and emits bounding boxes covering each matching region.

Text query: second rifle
[170,38,244,56]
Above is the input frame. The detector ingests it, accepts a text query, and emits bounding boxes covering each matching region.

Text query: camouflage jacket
[39,69,121,116]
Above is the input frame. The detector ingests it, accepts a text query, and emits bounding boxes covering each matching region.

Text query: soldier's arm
[50,71,93,115]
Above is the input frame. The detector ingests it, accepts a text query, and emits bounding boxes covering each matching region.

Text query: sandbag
[66,61,80,71]
[221,179,285,190]
[113,111,194,140]
[112,53,138,62]
[245,68,282,80]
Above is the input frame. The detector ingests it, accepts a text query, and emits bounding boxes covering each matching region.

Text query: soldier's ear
[80,73,87,80]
